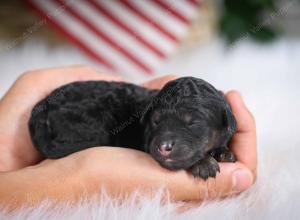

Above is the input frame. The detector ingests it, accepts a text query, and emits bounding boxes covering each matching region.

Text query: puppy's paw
[191,156,220,180]
[210,147,236,162]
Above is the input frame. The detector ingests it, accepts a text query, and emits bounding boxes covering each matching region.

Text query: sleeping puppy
[29,77,237,180]
[141,77,237,179]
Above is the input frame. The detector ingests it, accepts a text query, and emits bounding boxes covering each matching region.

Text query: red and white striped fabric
[27,0,200,75]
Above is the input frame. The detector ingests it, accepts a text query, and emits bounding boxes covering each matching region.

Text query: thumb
[201,162,253,199]
[141,75,177,90]
[169,162,253,201]
[207,163,254,198]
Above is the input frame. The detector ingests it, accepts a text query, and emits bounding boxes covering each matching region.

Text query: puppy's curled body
[29,81,158,158]
[29,77,237,179]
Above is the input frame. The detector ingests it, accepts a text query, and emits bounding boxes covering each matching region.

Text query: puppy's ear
[222,107,237,135]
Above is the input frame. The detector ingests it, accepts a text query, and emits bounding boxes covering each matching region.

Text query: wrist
[0,158,84,210]
[0,139,43,172]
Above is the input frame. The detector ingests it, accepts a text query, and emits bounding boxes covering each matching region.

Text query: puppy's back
[29,81,155,158]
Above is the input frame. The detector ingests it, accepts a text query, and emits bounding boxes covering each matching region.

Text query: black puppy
[29,77,237,180]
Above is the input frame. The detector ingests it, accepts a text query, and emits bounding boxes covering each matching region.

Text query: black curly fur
[29,77,237,180]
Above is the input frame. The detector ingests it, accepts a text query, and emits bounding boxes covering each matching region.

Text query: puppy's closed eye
[151,111,161,127]
[183,113,201,127]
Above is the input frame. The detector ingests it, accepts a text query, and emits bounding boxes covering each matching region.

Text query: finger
[1,65,123,114]
[34,64,123,81]
[69,147,253,201]
[141,75,177,89]
[225,91,257,176]
[168,162,254,201]
[38,147,252,203]
[20,65,123,95]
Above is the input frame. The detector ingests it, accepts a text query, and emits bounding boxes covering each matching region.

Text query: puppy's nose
[158,141,174,156]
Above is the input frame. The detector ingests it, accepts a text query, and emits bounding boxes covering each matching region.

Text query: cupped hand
[0,66,256,208]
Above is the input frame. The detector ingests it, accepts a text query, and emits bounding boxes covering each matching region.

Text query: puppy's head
[141,77,236,170]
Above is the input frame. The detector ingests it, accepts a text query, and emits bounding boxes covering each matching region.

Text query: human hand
[0,65,123,171]
[0,69,256,207]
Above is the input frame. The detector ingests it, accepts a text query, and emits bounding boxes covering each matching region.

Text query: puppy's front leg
[210,147,236,163]
[191,155,220,180]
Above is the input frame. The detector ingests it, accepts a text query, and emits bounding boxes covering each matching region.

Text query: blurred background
[0,0,299,138]
[0,0,299,132]
[0,2,299,123]
[0,0,300,217]
[1,0,299,86]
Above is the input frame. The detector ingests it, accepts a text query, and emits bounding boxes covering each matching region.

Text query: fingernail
[232,169,253,192]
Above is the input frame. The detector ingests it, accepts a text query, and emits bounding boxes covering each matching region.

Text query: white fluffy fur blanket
[0,38,300,219]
